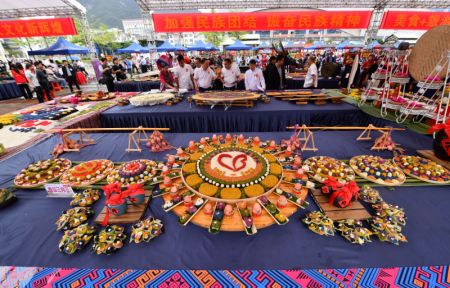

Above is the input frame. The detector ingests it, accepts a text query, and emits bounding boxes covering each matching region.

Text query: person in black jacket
[265,55,285,90]
[101,58,115,92]
[61,60,81,92]
[112,57,127,81]
[34,61,53,100]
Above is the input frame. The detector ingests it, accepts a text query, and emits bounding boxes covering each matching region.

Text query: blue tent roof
[364,40,382,49]
[255,41,272,50]
[28,37,89,55]
[116,42,147,54]
[174,43,187,51]
[148,43,156,51]
[205,42,219,51]
[225,40,252,51]
[284,41,295,49]
[156,41,178,52]
[336,40,363,49]
[306,41,334,50]
[188,40,209,51]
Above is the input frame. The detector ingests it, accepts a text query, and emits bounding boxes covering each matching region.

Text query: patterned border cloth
[1,266,449,287]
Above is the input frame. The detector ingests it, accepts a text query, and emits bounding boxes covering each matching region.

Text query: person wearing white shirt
[304,56,318,88]
[174,54,195,90]
[140,56,148,73]
[221,58,240,90]
[25,63,45,103]
[245,59,266,92]
[194,59,216,92]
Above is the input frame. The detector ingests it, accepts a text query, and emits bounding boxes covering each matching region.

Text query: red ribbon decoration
[123,183,145,202]
[321,177,342,194]
[346,181,360,201]
[328,181,360,208]
[428,121,450,135]
[102,183,125,226]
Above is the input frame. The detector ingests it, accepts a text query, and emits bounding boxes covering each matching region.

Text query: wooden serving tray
[95,190,152,224]
[310,189,371,221]
[417,150,450,171]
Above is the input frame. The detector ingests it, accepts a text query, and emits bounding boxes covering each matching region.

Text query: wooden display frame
[49,127,170,153]
[286,125,405,153]
[95,190,152,224]
[310,189,371,221]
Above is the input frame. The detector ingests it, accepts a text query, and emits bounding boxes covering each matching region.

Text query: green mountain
[78,0,142,28]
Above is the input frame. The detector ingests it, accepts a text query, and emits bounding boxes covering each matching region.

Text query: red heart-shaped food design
[217,153,248,172]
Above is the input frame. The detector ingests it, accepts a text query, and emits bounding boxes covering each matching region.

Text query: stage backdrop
[0,18,77,38]
[152,11,372,32]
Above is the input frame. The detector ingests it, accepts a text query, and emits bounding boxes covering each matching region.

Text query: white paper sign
[45,183,74,198]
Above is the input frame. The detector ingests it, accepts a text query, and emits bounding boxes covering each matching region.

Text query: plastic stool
[43,89,55,101]
[51,82,62,91]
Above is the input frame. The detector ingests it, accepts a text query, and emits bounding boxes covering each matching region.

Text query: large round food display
[349,155,406,186]
[107,159,158,185]
[303,156,355,183]
[183,145,280,202]
[161,135,309,234]
[393,155,450,184]
[14,158,72,188]
[60,159,115,187]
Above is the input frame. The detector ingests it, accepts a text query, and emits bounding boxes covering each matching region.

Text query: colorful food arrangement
[130,218,164,244]
[60,159,115,187]
[60,91,115,103]
[161,134,310,234]
[14,158,72,188]
[19,106,78,121]
[70,189,100,207]
[92,225,127,255]
[55,207,94,231]
[107,159,158,186]
[303,185,408,245]
[145,131,172,152]
[302,211,335,236]
[349,155,406,186]
[129,92,177,106]
[0,188,16,208]
[58,224,96,254]
[303,156,355,183]
[393,155,450,184]
[335,219,373,245]
[182,144,280,201]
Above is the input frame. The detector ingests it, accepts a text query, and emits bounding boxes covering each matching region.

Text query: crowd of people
[97,51,326,93]
[97,47,382,93]
[9,59,87,103]
[6,48,381,101]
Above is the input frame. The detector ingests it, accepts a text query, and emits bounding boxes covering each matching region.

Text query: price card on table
[45,183,74,198]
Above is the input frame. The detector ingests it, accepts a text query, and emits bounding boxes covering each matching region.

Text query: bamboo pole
[286,126,405,131]
[46,127,170,133]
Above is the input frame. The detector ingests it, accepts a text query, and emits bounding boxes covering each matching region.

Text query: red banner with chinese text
[0,18,77,38]
[152,11,372,32]
[381,11,450,30]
